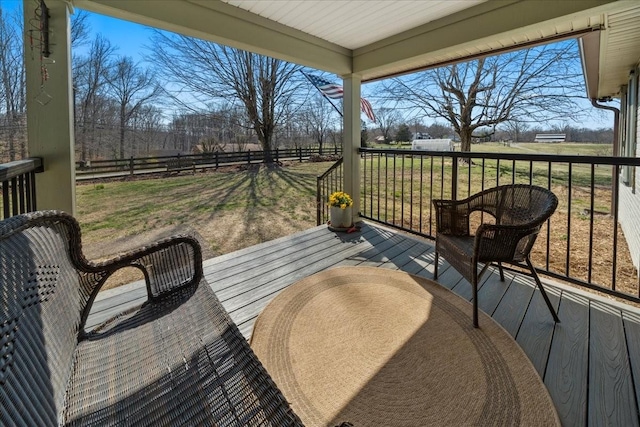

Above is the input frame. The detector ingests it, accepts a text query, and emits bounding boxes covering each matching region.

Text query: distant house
[412,132,431,140]
[534,134,566,142]
[411,138,454,151]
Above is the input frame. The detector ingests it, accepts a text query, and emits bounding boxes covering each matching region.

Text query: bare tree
[0,6,26,160]
[502,119,529,142]
[73,34,116,160]
[426,122,453,139]
[303,94,338,154]
[70,10,90,47]
[386,40,585,152]
[104,56,160,159]
[375,108,401,143]
[149,31,303,164]
[130,105,165,155]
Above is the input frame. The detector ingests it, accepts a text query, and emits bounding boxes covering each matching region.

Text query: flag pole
[300,70,344,117]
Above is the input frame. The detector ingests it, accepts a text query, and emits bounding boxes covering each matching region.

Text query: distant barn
[534,133,566,142]
[411,139,454,151]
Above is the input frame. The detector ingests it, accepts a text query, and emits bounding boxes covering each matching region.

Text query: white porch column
[23,0,75,214]
[342,74,362,224]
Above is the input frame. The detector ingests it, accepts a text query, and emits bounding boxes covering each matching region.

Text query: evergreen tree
[395,123,412,143]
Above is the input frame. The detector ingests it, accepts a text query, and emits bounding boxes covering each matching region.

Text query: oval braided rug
[250,266,559,427]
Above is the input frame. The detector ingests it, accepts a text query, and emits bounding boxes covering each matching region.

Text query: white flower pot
[330,206,353,229]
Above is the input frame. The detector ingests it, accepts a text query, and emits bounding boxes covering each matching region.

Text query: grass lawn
[76,161,333,259]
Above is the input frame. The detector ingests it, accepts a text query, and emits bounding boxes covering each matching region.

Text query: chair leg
[434,251,439,280]
[497,262,505,282]
[525,257,560,323]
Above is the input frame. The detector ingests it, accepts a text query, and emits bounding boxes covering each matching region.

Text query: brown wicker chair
[433,184,560,328]
[0,211,303,426]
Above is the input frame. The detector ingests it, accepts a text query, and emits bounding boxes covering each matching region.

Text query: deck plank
[490,274,536,337]
[622,310,640,421]
[588,301,638,427]
[226,231,397,324]
[515,286,562,376]
[203,224,329,268]
[476,268,514,316]
[544,291,590,427]
[215,230,383,302]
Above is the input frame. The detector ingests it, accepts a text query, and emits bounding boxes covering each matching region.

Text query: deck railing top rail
[0,158,44,181]
[1,158,44,220]
[359,147,640,166]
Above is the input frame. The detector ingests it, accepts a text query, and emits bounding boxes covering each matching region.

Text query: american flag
[305,74,344,99]
[303,72,376,122]
[360,98,376,122]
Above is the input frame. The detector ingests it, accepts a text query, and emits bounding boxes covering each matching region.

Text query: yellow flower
[328,191,353,209]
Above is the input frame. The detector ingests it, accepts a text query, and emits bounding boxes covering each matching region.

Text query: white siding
[618,64,640,270]
[619,184,640,270]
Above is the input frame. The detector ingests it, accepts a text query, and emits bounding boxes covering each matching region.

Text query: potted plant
[328,191,353,230]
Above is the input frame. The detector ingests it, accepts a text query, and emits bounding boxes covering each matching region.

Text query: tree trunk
[261,137,274,163]
[459,128,473,152]
[119,107,126,159]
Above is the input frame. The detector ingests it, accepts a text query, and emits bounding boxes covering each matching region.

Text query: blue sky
[80,12,151,61]
[1,0,615,129]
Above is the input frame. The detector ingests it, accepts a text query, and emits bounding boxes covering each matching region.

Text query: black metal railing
[356,147,640,302]
[0,158,44,219]
[316,157,344,225]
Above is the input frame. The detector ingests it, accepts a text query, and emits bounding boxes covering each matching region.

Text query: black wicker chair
[433,184,560,328]
[0,211,303,426]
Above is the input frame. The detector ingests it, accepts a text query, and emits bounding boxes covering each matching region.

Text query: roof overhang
[73,0,634,83]
[579,3,640,99]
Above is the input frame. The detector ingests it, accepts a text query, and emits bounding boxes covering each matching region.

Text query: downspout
[590,98,619,212]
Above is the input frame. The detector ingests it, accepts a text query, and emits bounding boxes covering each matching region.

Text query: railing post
[247,150,251,164]
[276,148,279,162]
[316,177,322,226]
[129,156,134,176]
[215,152,219,169]
[177,153,181,169]
[299,147,302,162]
[451,155,458,200]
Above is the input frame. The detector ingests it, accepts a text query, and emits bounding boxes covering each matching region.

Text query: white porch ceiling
[219,0,487,50]
[74,0,637,87]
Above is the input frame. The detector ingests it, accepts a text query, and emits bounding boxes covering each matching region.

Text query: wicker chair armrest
[474,223,539,262]
[86,235,203,300]
[433,198,471,236]
[78,235,203,333]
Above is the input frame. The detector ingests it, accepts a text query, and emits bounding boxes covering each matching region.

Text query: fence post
[247,150,251,164]
[298,147,302,162]
[129,156,134,176]
[177,153,181,169]
[275,148,279,162]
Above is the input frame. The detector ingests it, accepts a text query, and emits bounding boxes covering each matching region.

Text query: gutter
[590,98,620,211]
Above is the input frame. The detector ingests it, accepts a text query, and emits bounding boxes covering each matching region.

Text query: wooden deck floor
[88,222,640,427]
